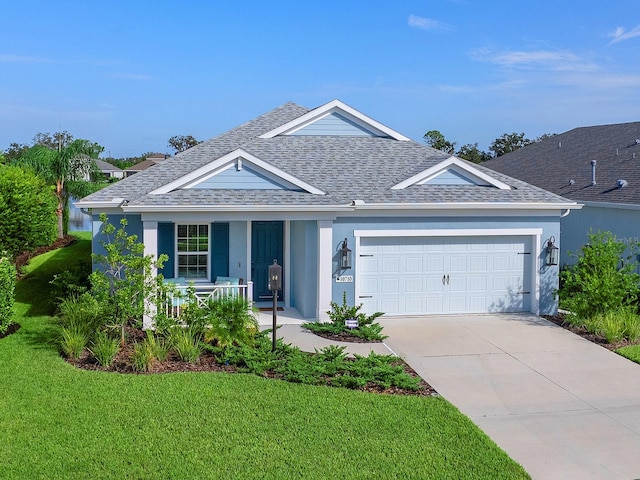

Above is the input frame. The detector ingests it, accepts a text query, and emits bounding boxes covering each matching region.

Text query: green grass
[0,233,530,479]
[617,344,640,363]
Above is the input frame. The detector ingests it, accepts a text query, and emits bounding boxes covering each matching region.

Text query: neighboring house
[77,99,578,322]
[484,121,640,266]
[95,159,124,180]
[123,154,167,177]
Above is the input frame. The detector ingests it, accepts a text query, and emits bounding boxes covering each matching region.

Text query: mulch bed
[542,313,640,351]
[0,323,21,340]
[66,327,436,396]
[14,235,77,269]
[309,330,383,343]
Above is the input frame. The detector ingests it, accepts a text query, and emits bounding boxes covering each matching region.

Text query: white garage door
[357,236,532,315]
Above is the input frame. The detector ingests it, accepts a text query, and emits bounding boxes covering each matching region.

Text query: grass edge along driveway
[0,233,529,479]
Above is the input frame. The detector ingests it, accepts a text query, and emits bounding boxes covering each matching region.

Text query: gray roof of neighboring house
[81,101,574,210]
[483,121,640,205]
[95,159,122,172]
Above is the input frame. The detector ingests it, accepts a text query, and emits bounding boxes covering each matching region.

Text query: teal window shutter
[211,223,229,282]
[158,222,175,278]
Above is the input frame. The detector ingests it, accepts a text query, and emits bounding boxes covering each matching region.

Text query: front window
[177,224,209,279]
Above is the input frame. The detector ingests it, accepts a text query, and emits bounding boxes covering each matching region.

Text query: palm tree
[15,139,104,238]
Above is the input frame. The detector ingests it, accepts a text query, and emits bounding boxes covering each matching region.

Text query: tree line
[423,130,555,163]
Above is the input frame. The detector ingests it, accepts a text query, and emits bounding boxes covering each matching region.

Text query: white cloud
[470,48,598,72]
[608,24,640,44]
[408,14,452,31]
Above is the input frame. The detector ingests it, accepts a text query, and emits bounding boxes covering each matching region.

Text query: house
[483,121,640,266]
[95,159,124,180]
[76,99,579,323]
[123,154,167,177]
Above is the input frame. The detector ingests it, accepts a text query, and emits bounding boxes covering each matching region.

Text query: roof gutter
[346,202,583,211]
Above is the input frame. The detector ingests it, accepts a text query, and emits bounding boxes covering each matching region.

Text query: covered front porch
[139,216,337,322]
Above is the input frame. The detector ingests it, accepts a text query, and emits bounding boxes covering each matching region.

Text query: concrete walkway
[378,314,640,480]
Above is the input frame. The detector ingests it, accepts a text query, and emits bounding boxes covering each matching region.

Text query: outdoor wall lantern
[545,236,559,266]
[340,238,352,270]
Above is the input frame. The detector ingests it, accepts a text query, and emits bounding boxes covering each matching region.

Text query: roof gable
[259,99,410,141]
[392,156,512,190]
[149,149,325,195]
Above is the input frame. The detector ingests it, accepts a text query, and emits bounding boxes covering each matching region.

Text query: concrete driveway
[380,313,640,480]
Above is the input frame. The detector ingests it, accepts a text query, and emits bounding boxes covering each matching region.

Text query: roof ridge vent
[617,179,628,188]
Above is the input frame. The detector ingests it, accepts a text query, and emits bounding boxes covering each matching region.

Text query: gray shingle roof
[82,101,574,210]
[483,121,640,205]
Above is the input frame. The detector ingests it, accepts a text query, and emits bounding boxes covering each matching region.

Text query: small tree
[489,132,532,157]
[0,165,57,258]
[456,143,491,164]
[0,257,16,335]
[90,214,167,345]
[559,231,640,320]
[15,139,104,238]
[423,130,456,154]
[168,135,201,154]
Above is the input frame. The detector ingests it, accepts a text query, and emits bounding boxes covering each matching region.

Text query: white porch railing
[160,281,254,319]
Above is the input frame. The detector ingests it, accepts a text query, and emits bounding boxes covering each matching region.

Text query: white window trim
[175,223,211,282]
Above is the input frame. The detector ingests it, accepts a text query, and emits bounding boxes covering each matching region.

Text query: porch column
[317,220,333,321]
[143,221,158,329]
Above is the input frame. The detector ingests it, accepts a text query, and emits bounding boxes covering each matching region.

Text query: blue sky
[2,1,640,158]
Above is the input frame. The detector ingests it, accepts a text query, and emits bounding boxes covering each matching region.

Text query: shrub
[59,326,88,359]
[302,292,387,341]
[0,258,16,335]
[170,326,202,363]
[57,293,104,339]
[89,331,120,367]
[131,340,156,373]
[144,330,170,362]
[49,261,92,305]
[202,296,259,348]
[559,231,640,321]
[599,312,626,344]
[0,165,57,258]
[90,214,167,346]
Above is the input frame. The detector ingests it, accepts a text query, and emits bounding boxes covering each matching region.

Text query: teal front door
[251,221,284,300]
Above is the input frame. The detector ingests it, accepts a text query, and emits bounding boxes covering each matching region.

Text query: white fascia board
[122,204,349,213]
[259,99,411,141]
[149,148,325,195]
[354,228,543,238]
[349,202,580,211]
[392,156,512,190]
[73,197,126,209]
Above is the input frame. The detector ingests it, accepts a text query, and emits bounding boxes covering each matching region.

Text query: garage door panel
[449,256,467,272]
[469,256,488,272]
[359,278,379,295]
[359,235,531,315]
[381,257,400,273]
[405,277,423,293]
[380,278,399,294]
[427,257,445,271]
[405,256,424,273]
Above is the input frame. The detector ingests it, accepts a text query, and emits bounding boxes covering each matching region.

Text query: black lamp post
[268,259,282,352]
[340,238,352,270]
[545,236,559,266]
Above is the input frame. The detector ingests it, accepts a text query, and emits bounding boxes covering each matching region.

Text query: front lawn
[0,234,529,479]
